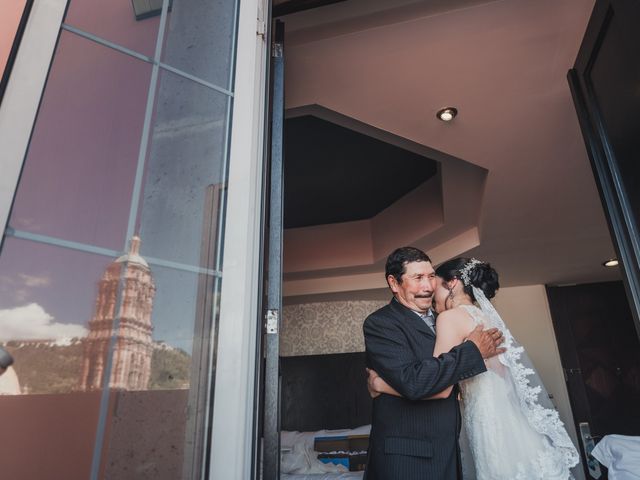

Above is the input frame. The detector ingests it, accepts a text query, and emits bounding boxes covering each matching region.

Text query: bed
[283,474,364,480]
[280,352,371,480]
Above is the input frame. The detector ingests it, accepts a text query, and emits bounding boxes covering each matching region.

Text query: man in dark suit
[363,247,504,480]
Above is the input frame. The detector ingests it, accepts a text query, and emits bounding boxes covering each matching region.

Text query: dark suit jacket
[363,299,486,480]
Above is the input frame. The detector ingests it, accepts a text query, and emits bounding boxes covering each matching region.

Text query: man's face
[388,261,436,313]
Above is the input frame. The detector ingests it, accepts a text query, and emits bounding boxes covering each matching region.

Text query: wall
[493,285,583,479]
[282,288,388,356]
[282,298,386,356]
[492,286,572,422]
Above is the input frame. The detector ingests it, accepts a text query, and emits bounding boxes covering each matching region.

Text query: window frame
[0,0,67,245]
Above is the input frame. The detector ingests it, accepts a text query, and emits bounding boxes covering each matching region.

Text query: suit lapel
[390,298,435,338]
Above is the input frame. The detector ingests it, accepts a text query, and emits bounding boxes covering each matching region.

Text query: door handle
[579,422,602,479]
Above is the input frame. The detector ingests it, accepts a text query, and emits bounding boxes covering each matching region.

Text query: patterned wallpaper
[281,300,388,356]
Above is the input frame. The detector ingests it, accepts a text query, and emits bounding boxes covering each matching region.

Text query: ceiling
[284,115,438,228]
[279,0,621,295]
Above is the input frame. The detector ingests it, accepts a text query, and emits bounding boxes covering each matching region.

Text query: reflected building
[79,236,156,391]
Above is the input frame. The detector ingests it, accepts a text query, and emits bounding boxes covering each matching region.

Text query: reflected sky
[0,239,106,342]
[2,0,235,356]
[11,32,229,265]
[0,237,202,353]
[10,32,151,251]
[160,0,237,90]
[64,0,160,57]
[137,68,228,267]
[64,0,237,89]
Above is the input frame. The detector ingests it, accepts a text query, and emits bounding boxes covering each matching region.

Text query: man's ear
[387,274,399,294]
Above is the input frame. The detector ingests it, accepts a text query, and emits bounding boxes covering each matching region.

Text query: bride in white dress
[368,257,580,479]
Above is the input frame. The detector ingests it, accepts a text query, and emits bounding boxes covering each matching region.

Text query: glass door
[568,0,640,337]
[0,1,240,478]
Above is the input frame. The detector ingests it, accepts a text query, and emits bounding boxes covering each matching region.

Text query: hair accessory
[459,258,483,286]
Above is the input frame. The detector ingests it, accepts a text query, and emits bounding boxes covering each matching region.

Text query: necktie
[421,311,435,333]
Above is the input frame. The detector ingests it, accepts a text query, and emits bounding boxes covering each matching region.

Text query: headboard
[280,352,372,432]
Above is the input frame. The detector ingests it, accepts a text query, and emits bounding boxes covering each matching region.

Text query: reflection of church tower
[79,236,156,391]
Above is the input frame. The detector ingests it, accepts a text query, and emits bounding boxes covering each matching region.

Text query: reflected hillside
[0,235,195,395]
[2,339,190,394]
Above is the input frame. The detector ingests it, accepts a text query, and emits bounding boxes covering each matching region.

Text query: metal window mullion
[158,62,233,97]
[5,228,221,277]
[88,3,170,477]
[61,24,153,63]
[60,24,234,98]
[124,0,171,244]
[6,227,122,258]
[87,259,130,480]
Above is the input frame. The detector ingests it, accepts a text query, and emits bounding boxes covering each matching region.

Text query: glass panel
[0,236,220,478]
[10,31,152,251]
[589,17,640,233]
[160,0,237,90]
[0,238,113,478]
[99,264,220,478]
[0,0,237,476]
[135,69,229,269]
[64,0,160,57]
[0,0,27,80]
[0,238,112,394]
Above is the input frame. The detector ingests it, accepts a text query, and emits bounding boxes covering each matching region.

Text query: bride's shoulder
[436,307,475,330]
[439,306,474,319]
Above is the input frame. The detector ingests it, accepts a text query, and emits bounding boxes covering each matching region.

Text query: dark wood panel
[281,352,371,432]
[548,281,640,479]
[548,281,640,437]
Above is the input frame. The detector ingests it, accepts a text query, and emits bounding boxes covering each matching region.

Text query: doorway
[261,1,640,479]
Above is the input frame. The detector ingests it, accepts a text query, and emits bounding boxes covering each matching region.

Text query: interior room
[273,1,640,479]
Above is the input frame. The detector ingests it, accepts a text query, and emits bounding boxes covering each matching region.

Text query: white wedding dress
[457,297,580,480]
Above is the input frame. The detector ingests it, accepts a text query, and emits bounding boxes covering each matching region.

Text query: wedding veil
[470,284,580,472]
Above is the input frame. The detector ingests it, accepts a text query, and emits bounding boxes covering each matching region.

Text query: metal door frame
[262,19,285,480]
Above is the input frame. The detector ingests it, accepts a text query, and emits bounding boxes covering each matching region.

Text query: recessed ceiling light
[603,259,619,267]
[436,107,458,122]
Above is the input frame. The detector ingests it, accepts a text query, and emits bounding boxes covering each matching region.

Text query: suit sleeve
[364,313,487,401]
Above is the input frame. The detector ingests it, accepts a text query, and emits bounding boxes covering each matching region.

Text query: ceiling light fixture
[603,259,619,267]
[436,107,458,122]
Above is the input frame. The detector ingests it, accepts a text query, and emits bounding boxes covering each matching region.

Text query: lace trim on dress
[462,288,580,474]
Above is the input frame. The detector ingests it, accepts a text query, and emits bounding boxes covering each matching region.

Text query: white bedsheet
[282,473,364,480]
[281,426,370,476]
[591,434,640,480]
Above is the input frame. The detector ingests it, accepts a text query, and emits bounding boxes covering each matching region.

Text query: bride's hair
[435,257,500,301]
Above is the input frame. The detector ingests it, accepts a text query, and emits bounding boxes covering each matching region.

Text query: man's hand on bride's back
[366,368,382,399]
[466,325,506,359]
